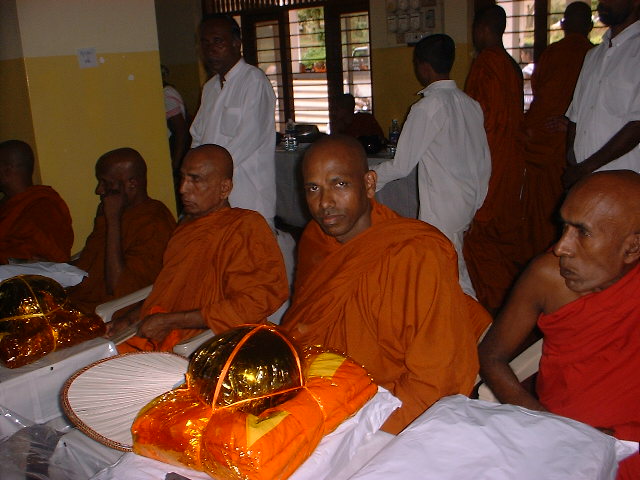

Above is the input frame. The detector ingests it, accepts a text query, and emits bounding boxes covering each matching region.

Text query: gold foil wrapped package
[132,324,377,480]
[0,275,106,368]
[187,324,303,414]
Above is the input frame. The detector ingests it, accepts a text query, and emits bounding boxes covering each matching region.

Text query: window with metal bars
[495,0,605,111]
[205,0,372,133]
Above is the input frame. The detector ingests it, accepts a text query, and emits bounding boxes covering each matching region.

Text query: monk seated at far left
[0,140,73,264]
[108,144,289,353]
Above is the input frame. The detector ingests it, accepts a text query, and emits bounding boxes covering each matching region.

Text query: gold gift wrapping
[187,324,304,415]
[0,275,106,368]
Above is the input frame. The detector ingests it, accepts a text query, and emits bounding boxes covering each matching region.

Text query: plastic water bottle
[284,119,298,152]
[388,119,400,157]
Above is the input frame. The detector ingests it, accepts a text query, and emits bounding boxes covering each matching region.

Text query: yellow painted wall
[25,51,172,251]
[369,0,475,130]
[8,0,176,253]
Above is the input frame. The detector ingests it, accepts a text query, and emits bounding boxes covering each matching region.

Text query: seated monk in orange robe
[479,171,640,479]
[68,148,175,313]
[463,5,525,313]
[283,135,491,435]
[522,2,594,257]
[0,140,73,263]
[112,144,289,353]
[331,93,384,140]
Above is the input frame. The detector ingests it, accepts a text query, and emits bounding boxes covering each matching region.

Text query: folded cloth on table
[349,395,639,480]
[0,262,87,287]
[91,387,399,480]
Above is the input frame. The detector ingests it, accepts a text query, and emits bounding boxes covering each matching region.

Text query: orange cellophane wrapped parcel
[131,325,377,480]
[0,275,106,368]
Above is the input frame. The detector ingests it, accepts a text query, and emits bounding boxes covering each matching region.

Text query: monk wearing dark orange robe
[522,2,594,257]
[463,5,525,313]
[284,135,491,434]
[0,140,73,263]
[68,148,175,313]
[112,145,288,353]
[479,171,640,478]
[332,93,385,140]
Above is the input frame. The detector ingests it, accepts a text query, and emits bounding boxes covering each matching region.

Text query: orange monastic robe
[68,198,175,313]
[522,34,593,256]
[284,201,491,434]
[0,185,73,264]
[464,45,525,312]
[120,207,289,352]
[537,263,640,479]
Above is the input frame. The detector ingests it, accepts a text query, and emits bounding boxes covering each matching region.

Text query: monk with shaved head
[0,140,73,263]
[284,135,491,435]
[69,147,175,313]
[114,144,288,352]
[479,170,640,477]
[464,4,526,313]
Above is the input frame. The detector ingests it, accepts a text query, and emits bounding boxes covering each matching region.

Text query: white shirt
[566,20,640,172]
[190,59,277,223]
[373,80,491,296]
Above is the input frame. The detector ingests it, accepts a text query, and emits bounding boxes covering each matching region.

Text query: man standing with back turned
[373,34,490,297]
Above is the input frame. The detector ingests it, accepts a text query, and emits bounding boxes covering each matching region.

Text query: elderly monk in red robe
[68,148,175,313]
[522,2,594,257]
[0,140,73,263]
[479,170,640,479]
[112,144,289,352]
[283,135,491,434]
[463,5,525,313]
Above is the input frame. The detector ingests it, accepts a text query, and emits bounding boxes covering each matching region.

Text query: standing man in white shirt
[190,14,277,228]
[563,0,640,187]
[373,34,491,297]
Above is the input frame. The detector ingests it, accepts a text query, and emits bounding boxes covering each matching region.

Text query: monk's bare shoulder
[520,252,579,314]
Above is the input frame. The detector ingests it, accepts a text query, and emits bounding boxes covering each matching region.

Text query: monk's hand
[105,307,140,339]
[138,313,177,343]
[544,115,569,133]
[101,181,127,220]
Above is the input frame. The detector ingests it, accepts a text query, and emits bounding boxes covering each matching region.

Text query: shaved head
[553,170,640,293]
[187,144,234,180]
[96,147,147,182]
[474,5,507,36]
[563,2,593,35]
[94,147,148,206]
[0,140,35,195]
[180,144,234,219]
[302,135,376,243]
[304,135,369,177]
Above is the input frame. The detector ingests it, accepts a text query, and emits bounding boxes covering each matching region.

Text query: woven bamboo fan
[62,352,189,451]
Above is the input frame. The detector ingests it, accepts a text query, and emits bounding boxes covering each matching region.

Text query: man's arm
[167,113,189,170]
[564,121,640,187]
[101,185,127,295]
[137,310,205,343]
[373,105,436,191]
[478,254,556,411]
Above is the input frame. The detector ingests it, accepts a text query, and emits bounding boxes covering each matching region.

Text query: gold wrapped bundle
[132,324,377,480]
[0,275,106,368]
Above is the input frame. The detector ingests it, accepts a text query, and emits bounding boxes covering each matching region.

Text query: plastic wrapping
[0,275,105,368]
[132,324,377,480]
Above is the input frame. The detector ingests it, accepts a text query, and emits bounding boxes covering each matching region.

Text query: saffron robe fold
[464,46,525,312]
[284,201,491,434]
[537,264,640,478]
[522,34,593,256]
[0,185,73,264]
[121,207,289,352]
[68,198,175,313]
